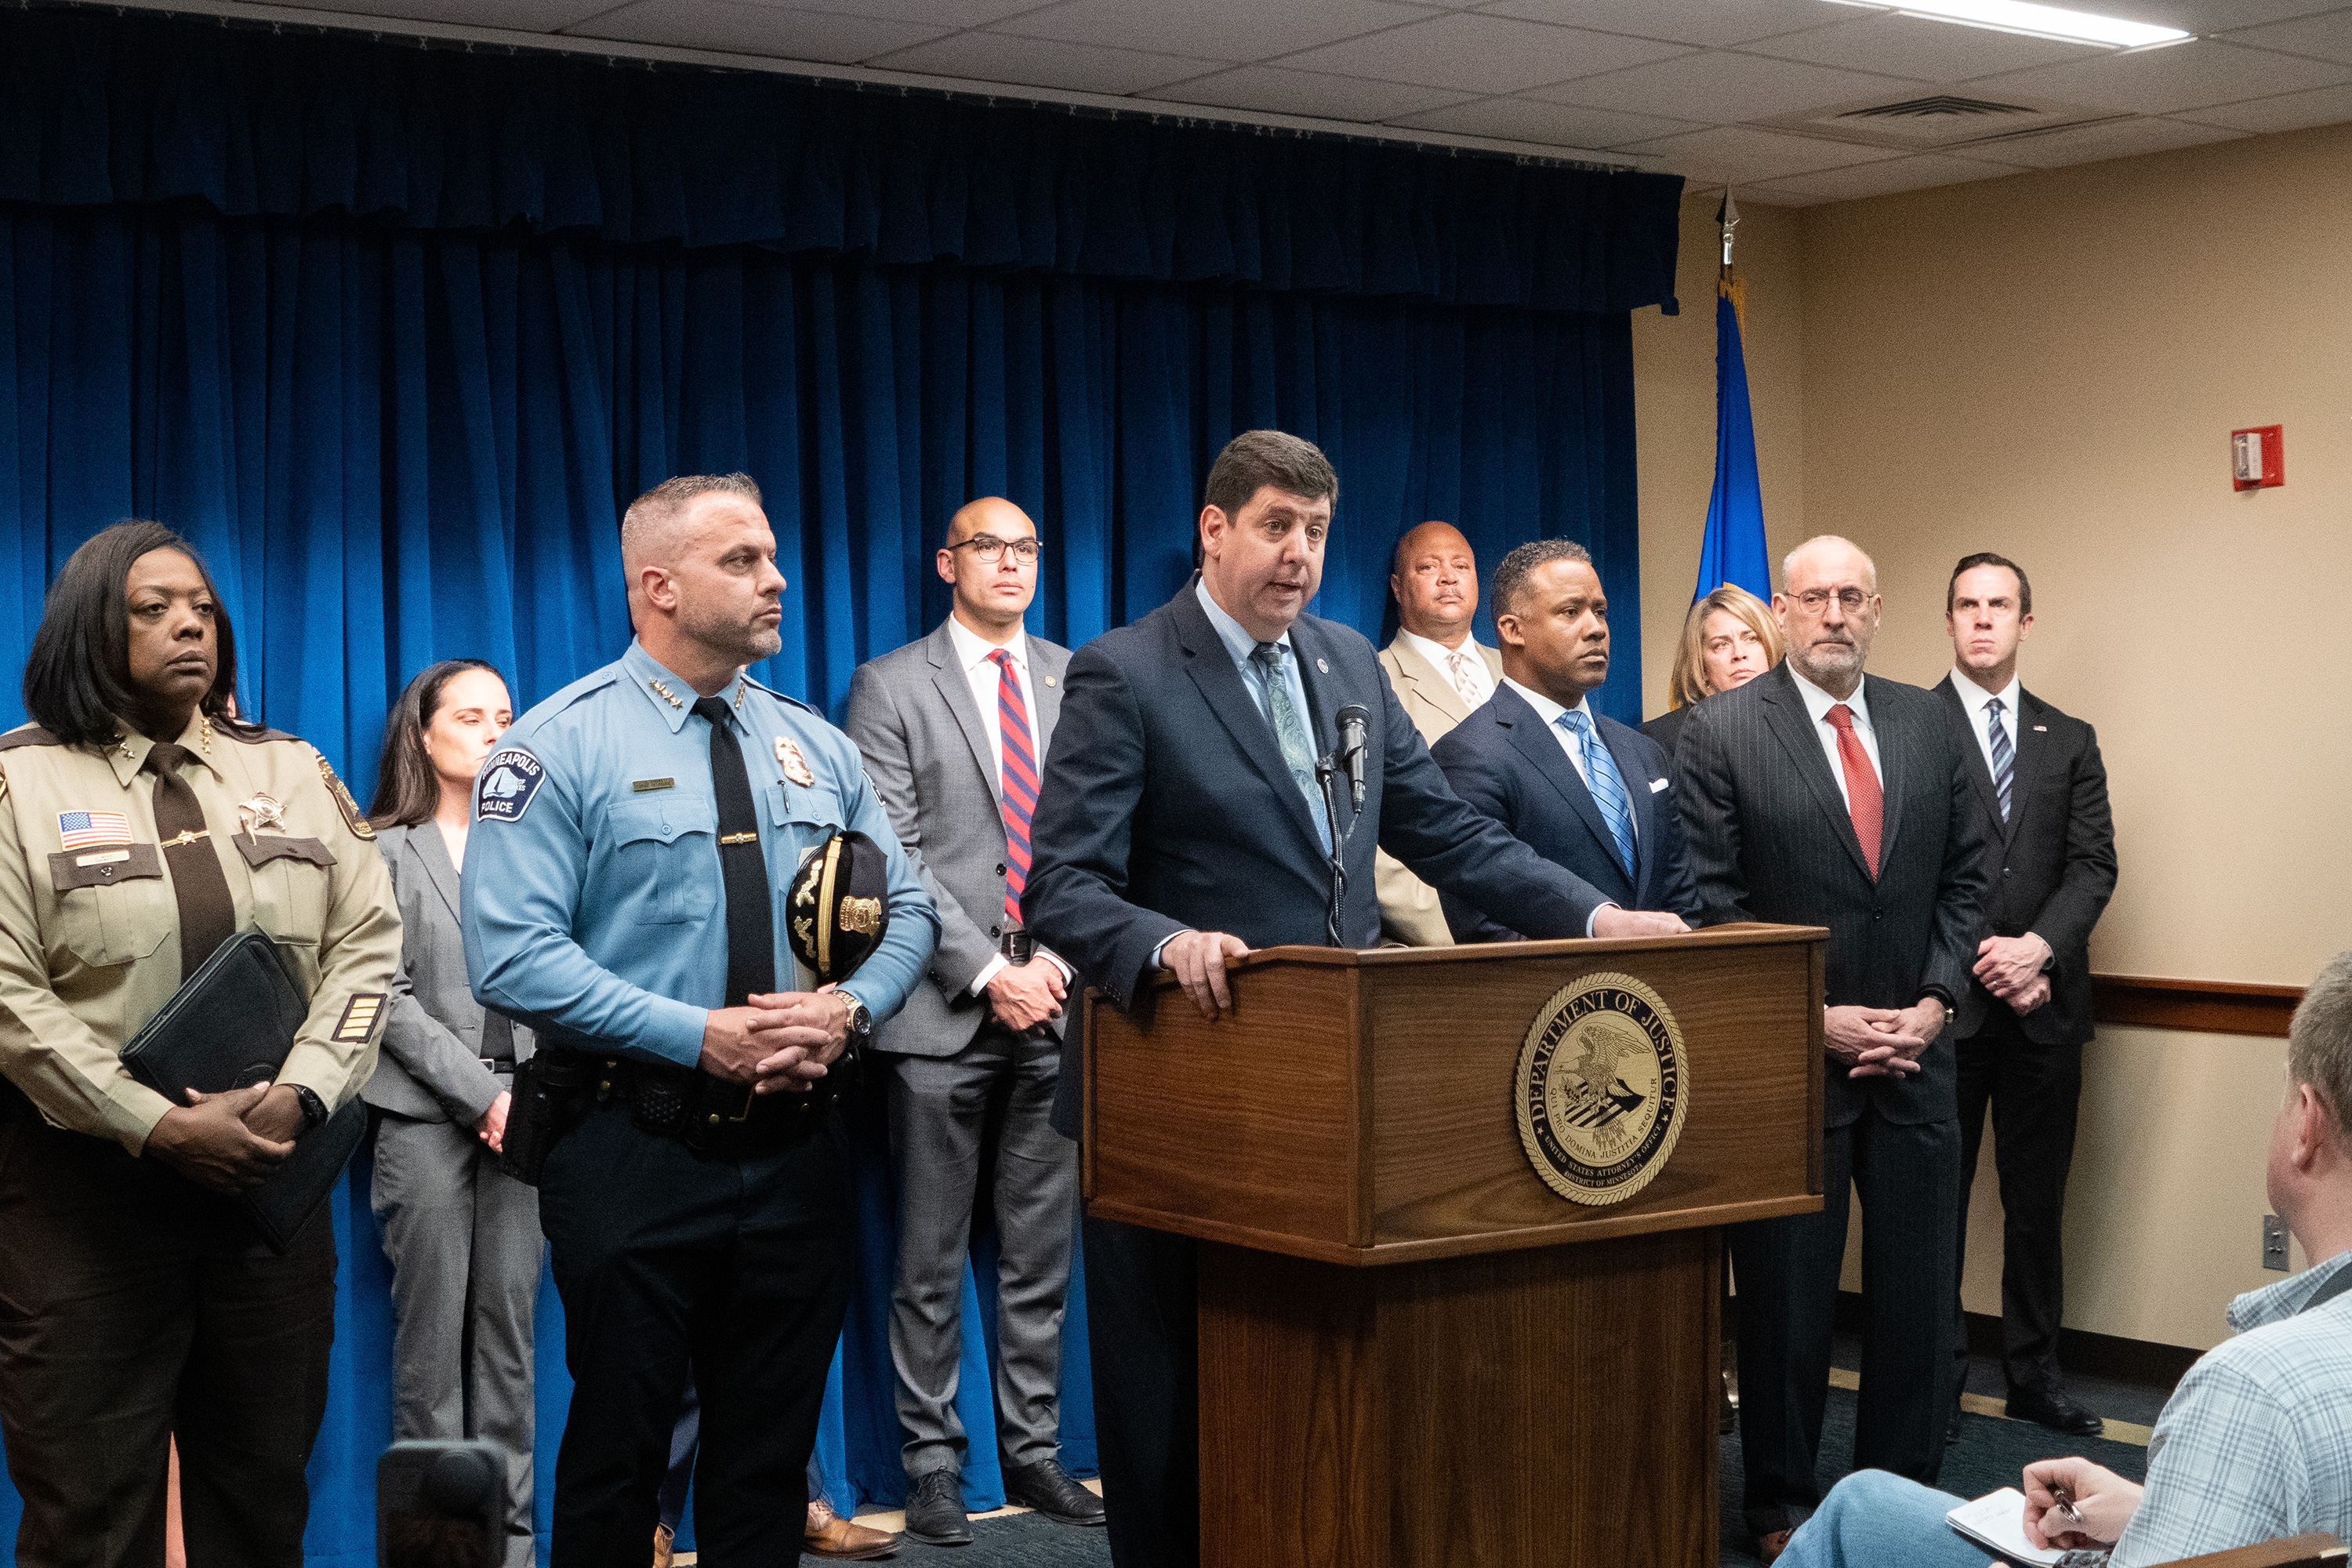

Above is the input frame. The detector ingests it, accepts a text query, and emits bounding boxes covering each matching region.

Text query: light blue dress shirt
[462,639,939,1069]
[1195,578,1315,742]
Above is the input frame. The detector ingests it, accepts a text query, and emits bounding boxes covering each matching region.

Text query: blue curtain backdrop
[0,12,1681,1563]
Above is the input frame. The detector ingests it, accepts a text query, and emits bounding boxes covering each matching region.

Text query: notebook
[1947,1487,2066,1566]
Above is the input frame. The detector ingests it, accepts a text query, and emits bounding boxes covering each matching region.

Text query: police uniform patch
[1514,971,1690,1208]
[332,993,386,1044]
[477,749,546,822]
[316,757,376,841]
[775,738,815,787]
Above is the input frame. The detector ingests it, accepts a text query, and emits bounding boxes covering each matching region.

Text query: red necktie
[990,650,1037,927]
[1824,703,1882,880]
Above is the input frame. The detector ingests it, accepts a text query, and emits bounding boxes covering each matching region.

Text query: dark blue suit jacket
[1025,582,1612,1134]
[1431,682,1699,941]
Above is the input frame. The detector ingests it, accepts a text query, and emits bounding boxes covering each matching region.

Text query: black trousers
[0,1088,336,1568]
[1953,1007,2084,1399]
[1082,1214,1200,1568]
[1730,1105,1958,1537]
[538,1096,853,1568]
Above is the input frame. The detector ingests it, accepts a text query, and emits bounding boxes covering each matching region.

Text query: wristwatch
[290,1084,328,1131]
[837,990,873,1044]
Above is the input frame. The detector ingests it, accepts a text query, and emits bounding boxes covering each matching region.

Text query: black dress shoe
[1003,1459,1107,1527]
[904,1469,972,1548]
[2005,1385,2104,1436]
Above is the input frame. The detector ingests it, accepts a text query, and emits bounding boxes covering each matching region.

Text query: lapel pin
[1044,675,1056,688]
[1316,658,1329,673]
[2032,724,2046,732]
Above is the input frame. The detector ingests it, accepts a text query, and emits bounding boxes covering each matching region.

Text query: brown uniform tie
[145,741,236,975]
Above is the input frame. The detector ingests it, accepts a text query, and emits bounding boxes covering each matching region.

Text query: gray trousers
[887,1025,1078,1478]
[372,1108,546,1566]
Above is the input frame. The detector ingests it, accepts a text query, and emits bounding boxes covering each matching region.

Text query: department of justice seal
[1514,971,1690,1207]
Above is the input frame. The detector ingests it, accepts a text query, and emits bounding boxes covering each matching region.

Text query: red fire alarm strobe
[2232,425,2284,490]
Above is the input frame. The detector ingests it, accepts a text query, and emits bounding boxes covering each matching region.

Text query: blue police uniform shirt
[461,639,939,1069]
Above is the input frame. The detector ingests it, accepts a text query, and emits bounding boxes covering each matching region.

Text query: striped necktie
[989,650,1038,927]
[1557,709,1635,877]
[1987,695,2014,822]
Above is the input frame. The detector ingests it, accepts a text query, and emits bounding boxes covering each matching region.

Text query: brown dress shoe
[805,1497,898,1560]
[652,1523,674,1568]
[1757,1527,1795,1565]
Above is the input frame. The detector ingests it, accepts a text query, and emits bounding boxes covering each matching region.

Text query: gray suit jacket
[362,822,535,1122]
[1373,637,1502,947]
[847,620,1071,1059]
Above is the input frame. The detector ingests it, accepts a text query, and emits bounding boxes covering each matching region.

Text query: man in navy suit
[1022,431,1688,1568]
[1432,539,1700,939]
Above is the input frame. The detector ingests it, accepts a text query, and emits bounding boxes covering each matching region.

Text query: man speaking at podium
[1022,430,1687,1568]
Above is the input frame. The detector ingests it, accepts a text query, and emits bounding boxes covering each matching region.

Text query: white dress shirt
[944,614,1069,993]
[1396,627,1496,709]
[1499,677,1624,937]
[1948,668,2022,785]
[1788,666,1881,810]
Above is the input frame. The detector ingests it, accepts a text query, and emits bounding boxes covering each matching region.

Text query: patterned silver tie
[1445,648,1483,706]
[1250,641,1332,854]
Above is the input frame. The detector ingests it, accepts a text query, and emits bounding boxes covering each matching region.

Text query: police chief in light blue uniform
[463,473,938,1568]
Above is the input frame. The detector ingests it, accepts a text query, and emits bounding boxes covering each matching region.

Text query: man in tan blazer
[1375,520,1504,946]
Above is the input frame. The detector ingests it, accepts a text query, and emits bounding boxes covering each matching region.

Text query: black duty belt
[557,1048,833,1161]
[1000,929,1034,963]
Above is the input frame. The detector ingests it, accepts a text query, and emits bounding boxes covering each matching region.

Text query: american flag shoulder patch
[59,811,132,851]
[332,993,387,1045]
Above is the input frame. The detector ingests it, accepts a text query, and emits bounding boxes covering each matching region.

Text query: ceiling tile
[1744,151,2020,200]
[796,0,1057,23]
[2178,80,2352,132]
[564,1,946,59]
[995,0,1436,64]
[1537,47,1914,120]
[1969,39,2352,116]
[1389,96,1702,146]
[868,30,1224,92]
[260,0,619,27]
[1276,13,1689,93]
[1622,123,1909,180]
[1136,66,1472,122]
[2220,10,2352,67]
[1973,114,2244,167]
[1742,13,2109,82]
[1474,0,1862,49]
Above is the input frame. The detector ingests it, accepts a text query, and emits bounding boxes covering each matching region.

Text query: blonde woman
[1644,583,1784,757]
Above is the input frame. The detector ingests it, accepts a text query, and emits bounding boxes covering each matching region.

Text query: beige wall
[1635,128,2352,1348]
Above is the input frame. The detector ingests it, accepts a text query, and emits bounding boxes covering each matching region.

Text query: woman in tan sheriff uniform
[0,520,402,1568]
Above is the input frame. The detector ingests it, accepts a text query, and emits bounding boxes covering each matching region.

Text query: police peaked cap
[786,829,892,985]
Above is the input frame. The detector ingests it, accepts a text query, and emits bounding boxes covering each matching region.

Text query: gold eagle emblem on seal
[1514,971,1690,1207]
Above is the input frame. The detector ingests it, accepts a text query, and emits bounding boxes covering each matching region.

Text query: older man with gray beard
[1675,535,1988,1564]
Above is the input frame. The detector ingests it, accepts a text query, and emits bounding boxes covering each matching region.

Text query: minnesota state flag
[1694,274,1769,602]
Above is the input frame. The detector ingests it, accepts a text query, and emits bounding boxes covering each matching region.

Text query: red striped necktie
[990,649,1038,927]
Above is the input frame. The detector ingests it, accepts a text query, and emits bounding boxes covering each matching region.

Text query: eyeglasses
[947,534,1043,564]
[1791,589,1873,615]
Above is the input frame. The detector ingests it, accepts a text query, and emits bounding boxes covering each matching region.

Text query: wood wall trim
[2092,974,2304,1039]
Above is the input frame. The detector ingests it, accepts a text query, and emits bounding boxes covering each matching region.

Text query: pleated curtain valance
[0,10,1683,314]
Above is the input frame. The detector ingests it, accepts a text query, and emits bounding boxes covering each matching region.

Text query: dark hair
[23,521,258,747]
[1487,538,1595,622]
[369,659,508,828]
[1947,551,2032,617]
[1202,430,1338,521]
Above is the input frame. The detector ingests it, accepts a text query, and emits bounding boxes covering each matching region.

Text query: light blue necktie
[1987,695,2014,822]
[1250,641,1332,855]
[1559,708,1635,877]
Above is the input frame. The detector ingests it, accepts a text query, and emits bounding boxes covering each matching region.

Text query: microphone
[1334,703,1371,812]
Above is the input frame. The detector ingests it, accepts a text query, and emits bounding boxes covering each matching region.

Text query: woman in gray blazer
[364,659,542,1568]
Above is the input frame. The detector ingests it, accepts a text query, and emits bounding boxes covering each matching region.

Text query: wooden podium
[1083,924,1827,1568]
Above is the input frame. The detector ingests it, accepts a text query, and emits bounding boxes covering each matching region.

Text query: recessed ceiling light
[1825,0,2191,48]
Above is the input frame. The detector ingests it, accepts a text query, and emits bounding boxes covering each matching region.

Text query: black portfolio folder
[119,928,368,1253]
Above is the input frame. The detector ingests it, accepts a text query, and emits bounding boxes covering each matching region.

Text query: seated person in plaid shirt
[1777,949,2352,1568]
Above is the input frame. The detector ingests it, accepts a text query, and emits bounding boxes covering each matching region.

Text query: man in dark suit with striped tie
[1432,537,1700,939]
[1677,534,1989,1563]
[848,497,1103,1547]
[1936,552,2117,1439]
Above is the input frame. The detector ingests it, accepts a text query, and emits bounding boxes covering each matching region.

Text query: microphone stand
[1314,755,1359,949]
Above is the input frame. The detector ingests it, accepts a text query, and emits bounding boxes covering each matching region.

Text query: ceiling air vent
[1835,96,2039,122]
[1762,93,2129,151]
